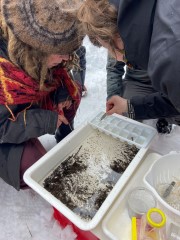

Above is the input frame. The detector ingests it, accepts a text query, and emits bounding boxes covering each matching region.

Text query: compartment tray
[89,112,157,148]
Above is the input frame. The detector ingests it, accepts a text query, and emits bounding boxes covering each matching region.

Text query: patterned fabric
[2,0,84,54]
[0,57,81,120]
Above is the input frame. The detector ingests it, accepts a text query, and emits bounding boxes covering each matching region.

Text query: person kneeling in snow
[0,0,84,190]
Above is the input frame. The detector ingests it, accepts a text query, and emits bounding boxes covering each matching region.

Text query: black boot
[55,122,74,143]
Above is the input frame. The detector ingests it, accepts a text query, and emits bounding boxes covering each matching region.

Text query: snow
[1,36,180,240]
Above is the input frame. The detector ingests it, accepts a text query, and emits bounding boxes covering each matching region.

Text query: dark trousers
[20,138,46,189]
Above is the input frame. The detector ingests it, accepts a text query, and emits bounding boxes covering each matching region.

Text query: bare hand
[56,100,72,128]
[106,95,128,115]
[58,100,72,111]
[57,114,69,128]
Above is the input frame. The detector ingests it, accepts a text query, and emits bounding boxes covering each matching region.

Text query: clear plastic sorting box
[90,112,156,148]
[24,112,157,231]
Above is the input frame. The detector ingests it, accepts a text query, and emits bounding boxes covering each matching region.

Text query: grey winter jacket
[0,38,58,190]
[109,0,180,119]
[106,54,125,99]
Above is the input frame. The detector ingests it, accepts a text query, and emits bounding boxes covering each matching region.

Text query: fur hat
[1,0,84,54]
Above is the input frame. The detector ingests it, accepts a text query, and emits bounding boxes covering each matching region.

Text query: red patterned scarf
[0,57,81,120]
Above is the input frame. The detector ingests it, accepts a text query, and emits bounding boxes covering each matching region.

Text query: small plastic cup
[127,186,157,218]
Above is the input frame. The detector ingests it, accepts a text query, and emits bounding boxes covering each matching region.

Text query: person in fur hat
[0,0,84,190]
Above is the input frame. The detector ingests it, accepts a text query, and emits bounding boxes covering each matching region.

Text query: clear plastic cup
[127,186,157,218]
[139,208,166,240]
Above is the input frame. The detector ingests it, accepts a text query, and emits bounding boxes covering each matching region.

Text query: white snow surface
[1,37,180,240]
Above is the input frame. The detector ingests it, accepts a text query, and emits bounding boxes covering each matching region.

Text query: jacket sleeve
[148,0,180,112]
[106,54,125,99]
[52,86,70,104]
[130,92,180,120]
[0,104,58,144]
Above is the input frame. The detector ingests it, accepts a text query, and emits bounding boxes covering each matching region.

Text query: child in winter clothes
[0,0,84,190]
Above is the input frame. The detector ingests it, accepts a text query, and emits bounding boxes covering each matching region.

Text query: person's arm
[130,92,180,120]
[106,92,180,120]
[106,54,125,99]
[0,104,58,144]
[148,42,180,113]
[148,0,180,112]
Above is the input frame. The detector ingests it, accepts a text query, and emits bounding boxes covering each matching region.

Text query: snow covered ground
[1,37,180,240]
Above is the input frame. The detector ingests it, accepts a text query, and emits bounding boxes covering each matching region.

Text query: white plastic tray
[144,152,180,224]
[102,153,178,240]
[24,116,156,231]
[89,112,157,148]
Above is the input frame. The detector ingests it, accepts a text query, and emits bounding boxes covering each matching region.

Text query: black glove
[51,86,70,105]
[156,118,172,134]
[55,122,74,143]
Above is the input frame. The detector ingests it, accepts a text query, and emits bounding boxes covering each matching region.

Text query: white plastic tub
[24,113,157,230]
[144,152,180,224]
